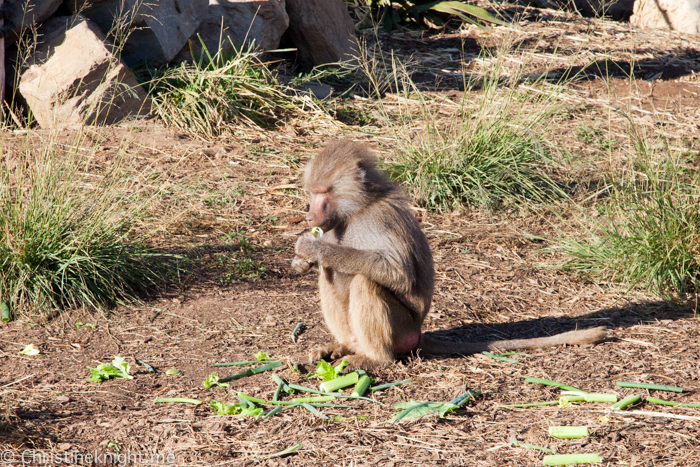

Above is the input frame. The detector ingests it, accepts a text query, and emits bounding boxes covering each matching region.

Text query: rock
[3,0,63,43]
[530,0,634,20]
[299,82,333,99]
[630,0,700,34]
[64,0,127,32]
[67,0,209,65]
[174,0,289,63]
[284,0,358,68]
[18,15,151,129]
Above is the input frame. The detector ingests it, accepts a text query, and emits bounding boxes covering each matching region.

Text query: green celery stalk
[549,426,589,439]
[560,392,618,403]
[300,402,328,420]
[371,379,411,392]
[287,383,381,404]
[154,397,201,405]
[237,393,267,405]
[646,397,700,408]
[291,322,303,343]
[293,395,336,404]
[525,377,583,392]
[263,405,286,419]
[352,375,371,398]
[616,381,682,393]
[219,361,282,383]
[510,439,557,454]
[611,394,640,410]
[1,301,11,322]
[265,443,302,459]
[212,360,275,367]
[543,453,601,465]
[319,372,359,392]
[482,351,520,363]
[501,400,560,408]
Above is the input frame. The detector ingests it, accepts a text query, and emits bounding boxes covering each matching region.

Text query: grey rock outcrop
[67,0,209,65]
[284,0,358,68]
[630,0,700,34]
[531,0,634,20]
[174,0,289,63]
[3,0,62,43]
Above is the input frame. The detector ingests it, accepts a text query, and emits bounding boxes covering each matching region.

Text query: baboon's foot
[309,343,354,363]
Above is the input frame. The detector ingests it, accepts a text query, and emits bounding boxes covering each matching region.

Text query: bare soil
[2,8,700,467]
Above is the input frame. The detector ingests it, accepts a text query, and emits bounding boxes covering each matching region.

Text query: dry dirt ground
[2,7,700,467]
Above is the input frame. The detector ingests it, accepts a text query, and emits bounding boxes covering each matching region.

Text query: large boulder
[530,0,634,20]
[173,0,289,63]
[66,0,209,65]
[284,0,358,68]
[18,15,151,128]
[630,0,700,34]
[3,0,63,43]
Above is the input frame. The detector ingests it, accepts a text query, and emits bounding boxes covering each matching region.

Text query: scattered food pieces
[87,355,133,382]
[19,344,40,356]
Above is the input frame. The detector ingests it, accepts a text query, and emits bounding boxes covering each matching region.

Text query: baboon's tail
[418,327,607,355]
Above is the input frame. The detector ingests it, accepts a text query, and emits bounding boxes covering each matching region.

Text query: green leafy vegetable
[87,355,134,382]
[315,359,347,381]
[390,389,480,423]
[419,1,508,26]
[255,351,271,361]
[210,399,263,418]
[19,344,40,356]
[203,373,229,389]
[165,368,180,376]
[75,321,96,329]
[211,400,240,415]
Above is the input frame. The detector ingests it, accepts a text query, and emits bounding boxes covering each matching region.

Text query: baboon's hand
[294,234,320,264]
[291,255,313,274]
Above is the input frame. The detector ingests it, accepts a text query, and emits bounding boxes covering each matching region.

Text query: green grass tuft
[143,38,319,137]
[555,135,700,300]
[390,111,562,212]
[0,139,162,318]
[387,77,566,212]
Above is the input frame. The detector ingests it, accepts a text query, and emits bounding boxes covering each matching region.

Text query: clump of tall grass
[144,38,319,137]
[555,128,700,300]
[0,137,162,318]
[382,60,566,212]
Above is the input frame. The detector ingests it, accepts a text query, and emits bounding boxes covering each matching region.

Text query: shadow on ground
[422,299,696,351]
